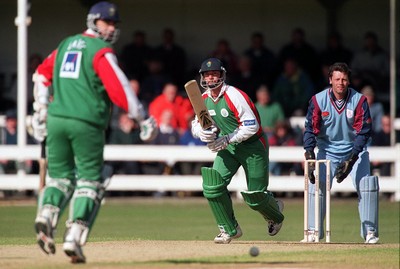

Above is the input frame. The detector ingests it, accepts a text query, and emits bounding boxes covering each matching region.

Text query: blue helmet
[87,1,120,43]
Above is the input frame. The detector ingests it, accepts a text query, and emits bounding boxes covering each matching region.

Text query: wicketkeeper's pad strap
[241,191,284,223]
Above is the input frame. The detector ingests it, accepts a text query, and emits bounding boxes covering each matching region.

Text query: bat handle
[38,138,47,192]
[41,139,46,159]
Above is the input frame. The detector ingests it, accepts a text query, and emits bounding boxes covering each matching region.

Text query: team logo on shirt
[346,109,354,118]
[220,108,229,117]
[60,51,82,79]
[322,111,329,117]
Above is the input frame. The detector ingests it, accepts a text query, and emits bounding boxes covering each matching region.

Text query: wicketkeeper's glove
[304,150,316,184]
[139,116,158,142]
[335,153,358,183]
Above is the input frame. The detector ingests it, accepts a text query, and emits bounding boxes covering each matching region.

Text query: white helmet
[86,1,120,44]
[199,58,226,90]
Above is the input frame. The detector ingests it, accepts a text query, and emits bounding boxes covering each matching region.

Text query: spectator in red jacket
[148,83,194,135]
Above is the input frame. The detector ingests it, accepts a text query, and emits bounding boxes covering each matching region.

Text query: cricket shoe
[214,224,243,244]
[63,222,87,263]
[268,200,284,236]
[35,213,56,254]
[300,230,316,243]
[365,231,379,244]
[63,240,86,263]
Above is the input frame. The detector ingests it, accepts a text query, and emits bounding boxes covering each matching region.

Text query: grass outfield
[0,197,399,268]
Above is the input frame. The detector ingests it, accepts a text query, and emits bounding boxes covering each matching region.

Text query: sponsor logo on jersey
[346,109,354,118]
[220,108,229,117]
[60,51,82,79]
[243,119,256,126]
[322,111,330,117]
[209,110,216,116]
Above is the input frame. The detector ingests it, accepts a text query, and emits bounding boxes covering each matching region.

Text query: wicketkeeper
[303,62,379,244]
[32,1,157,263]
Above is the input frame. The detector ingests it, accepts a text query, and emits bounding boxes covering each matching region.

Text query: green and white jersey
[203,84,265,145]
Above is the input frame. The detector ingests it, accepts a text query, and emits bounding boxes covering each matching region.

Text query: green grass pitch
[1,197,398,244]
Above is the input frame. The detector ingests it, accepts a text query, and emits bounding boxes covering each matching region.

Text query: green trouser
[40,115,104,227]
[203,138,282,235]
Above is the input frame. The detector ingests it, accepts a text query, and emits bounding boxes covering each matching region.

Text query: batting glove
[335,153,358,183]
[208,134,232,153]
[304,150,316,184]
[198,126,218,143]
[31,112,47,142]
[139,116,158,142]
[33,102,48,123]
[206,142,217,152]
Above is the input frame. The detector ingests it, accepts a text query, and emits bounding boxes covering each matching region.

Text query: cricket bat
[184,80,214,130]
[38,139,47,191]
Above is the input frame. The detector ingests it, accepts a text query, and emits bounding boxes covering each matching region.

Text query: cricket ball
[249,246,259,257]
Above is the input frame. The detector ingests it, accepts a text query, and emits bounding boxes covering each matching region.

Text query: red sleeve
[93,48,129,111]
[36,50,57,86]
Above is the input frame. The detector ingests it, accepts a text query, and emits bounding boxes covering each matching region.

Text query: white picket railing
[0,144,399,201]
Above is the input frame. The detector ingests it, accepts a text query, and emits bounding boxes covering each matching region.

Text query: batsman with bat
[189,58,284,244]
[31,1,157,263]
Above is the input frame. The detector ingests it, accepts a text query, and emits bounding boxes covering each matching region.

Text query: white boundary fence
[0,144,399,201]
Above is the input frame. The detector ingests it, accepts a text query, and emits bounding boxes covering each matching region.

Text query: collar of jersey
[83,29,100,38]
[206,84,228,102]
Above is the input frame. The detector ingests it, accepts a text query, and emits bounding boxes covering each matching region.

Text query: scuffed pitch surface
[1,240,398,269]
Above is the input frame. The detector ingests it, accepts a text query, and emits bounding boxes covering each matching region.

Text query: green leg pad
[241,191,284,223]
[69,185,100,229]
[40,178,74,217]
[202,167,238,236]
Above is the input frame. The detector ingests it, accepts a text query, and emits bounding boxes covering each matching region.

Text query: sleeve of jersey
[224,89,259,143]
[303,97,319,151]
[94,50,145,121]
[352,97,372,155]
[32,50,57,105]
[35,50,57,85]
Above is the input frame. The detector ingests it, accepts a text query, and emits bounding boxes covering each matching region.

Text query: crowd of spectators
[114,27,392,178]
[0,27,395,187]
[116,28,390,116]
